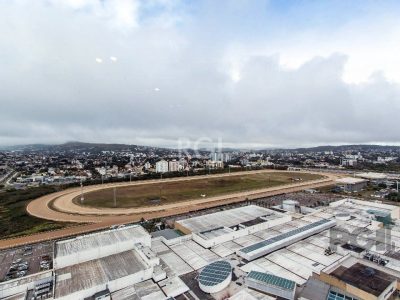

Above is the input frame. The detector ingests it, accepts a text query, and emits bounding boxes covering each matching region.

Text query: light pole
[80,179,84,203]
[113,186,117,207]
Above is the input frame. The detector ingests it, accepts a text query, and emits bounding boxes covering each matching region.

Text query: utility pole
[130,172,132,183]
[113,186,117,207]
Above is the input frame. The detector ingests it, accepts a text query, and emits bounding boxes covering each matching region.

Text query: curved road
[0,170,339,249]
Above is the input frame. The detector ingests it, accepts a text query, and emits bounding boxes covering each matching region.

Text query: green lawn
[77,172,322,208]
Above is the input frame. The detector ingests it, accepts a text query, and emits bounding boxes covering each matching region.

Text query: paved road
[0,170,15,185]
[0,169,339,249]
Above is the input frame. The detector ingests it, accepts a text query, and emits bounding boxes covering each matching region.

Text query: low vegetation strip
[0,186,72,239]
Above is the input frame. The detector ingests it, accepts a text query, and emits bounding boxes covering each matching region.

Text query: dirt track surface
[0,170,339,249]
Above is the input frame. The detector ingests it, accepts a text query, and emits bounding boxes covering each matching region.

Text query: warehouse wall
[245,278,295,300]
[55,268,153,300]
[0,272,53,299]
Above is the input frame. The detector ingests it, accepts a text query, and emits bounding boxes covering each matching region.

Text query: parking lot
[0,241,53,282]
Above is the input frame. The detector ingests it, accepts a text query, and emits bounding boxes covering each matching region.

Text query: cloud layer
[1,0,400,148]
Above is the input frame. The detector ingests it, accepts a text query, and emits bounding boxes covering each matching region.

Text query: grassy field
[0,186,72,239]
[76,171,322,208]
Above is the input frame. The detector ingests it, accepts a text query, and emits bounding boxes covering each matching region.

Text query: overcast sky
[1,0,400,148]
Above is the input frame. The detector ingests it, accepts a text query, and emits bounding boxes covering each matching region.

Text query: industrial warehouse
[2,198,400,299]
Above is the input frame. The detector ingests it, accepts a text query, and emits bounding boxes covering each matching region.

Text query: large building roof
[336,177,368,185]
[330,263,396,297]
[55,225,148,258]
[176,205,281,233]
[357,172,387,180]
[54,249,148,298]
[151,229,183,240]
[240,219,333,254]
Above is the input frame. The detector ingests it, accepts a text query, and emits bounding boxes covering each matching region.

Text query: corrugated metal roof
[54,249,148,298]
[56,225,148,257]
[177,205,280,233]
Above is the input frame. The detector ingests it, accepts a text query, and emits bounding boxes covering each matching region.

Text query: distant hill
[0,141,167,153]
[263,144,400,153]
[0,141,207,154]
[1,142,400,153]
[51,141,157,152]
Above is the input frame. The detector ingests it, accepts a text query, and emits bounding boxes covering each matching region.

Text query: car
[18,265,28,270]
[17,270,27,276]
[12,258,22,264]
[23,252,32,256]
[6,271,17,276]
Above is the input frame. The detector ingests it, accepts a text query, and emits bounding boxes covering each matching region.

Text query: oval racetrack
[0,169,339,249]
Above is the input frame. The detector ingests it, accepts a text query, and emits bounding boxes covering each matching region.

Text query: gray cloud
[0,1,400,148]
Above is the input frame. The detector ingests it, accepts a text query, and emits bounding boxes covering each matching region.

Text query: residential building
[155,160,168,173]
[168,160,179,172]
